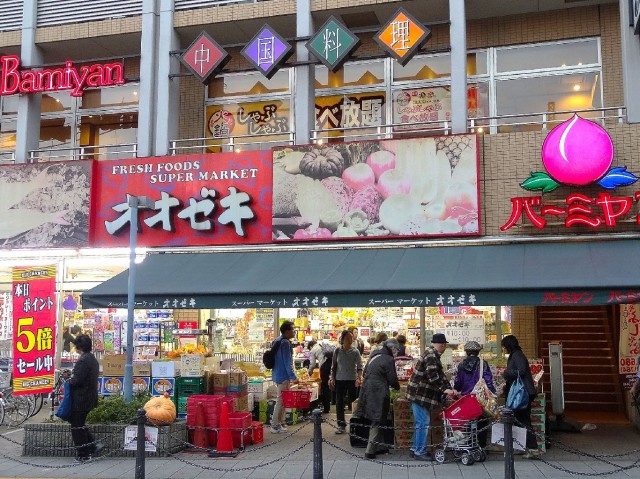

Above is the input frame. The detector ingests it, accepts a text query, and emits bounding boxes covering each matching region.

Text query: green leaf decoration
[520,172,560,192]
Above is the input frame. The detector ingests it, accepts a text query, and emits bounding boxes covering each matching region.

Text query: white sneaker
[270,425,283,434]
[279,424,288,432]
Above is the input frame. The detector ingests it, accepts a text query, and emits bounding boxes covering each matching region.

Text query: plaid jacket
[405,346,448,408]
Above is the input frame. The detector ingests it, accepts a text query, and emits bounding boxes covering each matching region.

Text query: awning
[81,239,640,309]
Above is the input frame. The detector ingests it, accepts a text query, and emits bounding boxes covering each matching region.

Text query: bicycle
[0,370,33,428]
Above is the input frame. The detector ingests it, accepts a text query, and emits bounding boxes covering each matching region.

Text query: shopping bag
[506,373,528,410]
[55,381,73,421]
[472,358,498,416]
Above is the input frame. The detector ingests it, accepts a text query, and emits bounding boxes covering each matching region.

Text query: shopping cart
[433,394,485,466]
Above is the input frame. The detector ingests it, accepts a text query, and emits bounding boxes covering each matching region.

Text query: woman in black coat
[501,335,538,456]
[66,334,101,461]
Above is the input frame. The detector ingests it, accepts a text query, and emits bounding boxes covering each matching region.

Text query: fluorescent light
[573,84,581,91]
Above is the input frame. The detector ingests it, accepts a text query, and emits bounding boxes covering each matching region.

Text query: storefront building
[1,0,640,425]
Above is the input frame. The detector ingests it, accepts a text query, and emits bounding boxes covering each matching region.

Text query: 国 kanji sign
[12,266,56,395]
[180,32,230,83]
[306,16,359,72]
[241,25,292,79]
[374,8,431,66]
[90,152,272,248]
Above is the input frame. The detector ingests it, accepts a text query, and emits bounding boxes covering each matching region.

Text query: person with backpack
[269,320,297,434]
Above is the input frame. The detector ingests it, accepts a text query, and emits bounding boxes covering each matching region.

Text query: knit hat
[464,341,482,353]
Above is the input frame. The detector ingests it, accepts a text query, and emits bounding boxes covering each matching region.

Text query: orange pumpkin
[144,392,177,425]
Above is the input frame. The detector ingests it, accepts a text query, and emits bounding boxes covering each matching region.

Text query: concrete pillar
[620,0,640,123]
[449,0,468,134]
[15,0,42,163]
[155,0,180,155]
[294,0,314,145]
[138,0,159,157]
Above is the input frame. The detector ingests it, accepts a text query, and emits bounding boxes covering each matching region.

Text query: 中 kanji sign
[180,31,230,83]
[12,266,56,395]
[241,25,292,79]
[374,8,431,66]
[90,151,272,248]
[306,16,359,72]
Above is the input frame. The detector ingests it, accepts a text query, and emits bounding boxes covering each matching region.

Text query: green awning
[81,239,640,309]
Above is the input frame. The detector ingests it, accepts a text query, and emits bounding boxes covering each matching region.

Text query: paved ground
[1,407,639,479]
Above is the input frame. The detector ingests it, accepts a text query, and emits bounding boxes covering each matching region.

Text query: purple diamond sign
[241,25,293,79]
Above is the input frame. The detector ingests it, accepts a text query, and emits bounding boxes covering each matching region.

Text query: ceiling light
[573,84,581,91]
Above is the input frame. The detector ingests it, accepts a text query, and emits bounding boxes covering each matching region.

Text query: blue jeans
[411,402,430,456]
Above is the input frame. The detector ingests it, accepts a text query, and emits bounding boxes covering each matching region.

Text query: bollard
[135,408,146,479]
[312,409,324,479]
[502,408,515,479]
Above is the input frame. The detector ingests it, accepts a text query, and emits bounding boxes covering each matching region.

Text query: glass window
[80,84,139,109]
[495,72,602,132]
[0,119,17,156]
[392,52,487,83]
[315,92,386,142]
[79,112,138,149]
[208,70,289,98]
[315,60,384,89]
[1,95,19,115]
[496,39,599,73]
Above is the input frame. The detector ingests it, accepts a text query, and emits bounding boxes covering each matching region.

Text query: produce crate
[176,376,206,395]
[228,412,252,430]
[282,389,312,408]
[251,421,264,445]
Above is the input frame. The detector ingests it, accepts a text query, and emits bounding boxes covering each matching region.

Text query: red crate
[282,389,312,408]
[232,429,252,448]
[252,421,264,445]
[228,412,252,429]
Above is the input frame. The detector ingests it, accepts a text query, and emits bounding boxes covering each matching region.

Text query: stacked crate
[176,376,206,417]
[393,398,414,448]
[530,393,546,454]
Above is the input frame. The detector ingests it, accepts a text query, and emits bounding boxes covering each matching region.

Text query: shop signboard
[619,305,639,375]
[11,265,56,395]
[241,25,293,79]
[0,292,12,340]
[0,161,92,249]
[316,93,386,131]
[501,115,640,231]
[433,314,485,345]
[306,17,360,72]
[180,32,229,84]
[89,152,272,247]
[374,8,431,66]
[272,135,480,241]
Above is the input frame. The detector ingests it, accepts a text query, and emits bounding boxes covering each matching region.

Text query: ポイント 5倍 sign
[12,266,56,396]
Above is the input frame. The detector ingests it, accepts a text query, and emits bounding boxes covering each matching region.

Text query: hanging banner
[12,265,56,395]
[90,152,272,248]
[619,304,639,375]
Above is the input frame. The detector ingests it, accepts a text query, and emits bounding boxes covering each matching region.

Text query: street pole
[124,197,139,402]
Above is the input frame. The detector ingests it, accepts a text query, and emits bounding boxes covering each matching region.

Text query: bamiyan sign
[502,115,640,230]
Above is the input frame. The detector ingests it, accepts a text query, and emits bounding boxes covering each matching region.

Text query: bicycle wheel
[3,390,31,427]
[30,393,44,417]
[0,397,5,426]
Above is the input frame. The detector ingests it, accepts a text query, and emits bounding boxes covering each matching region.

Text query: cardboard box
[211,372,229,388]
[181,354,205,377]
[248,380,270,394]
[393,398,412,411]
[133,361,151,377]
[102,376,124,395]
[394,418,415,431]
[229,370,248,387]
[151,377,175,396]
[151,360,177,378]
[102,355,126,376]
[234,393,249,412]
[285,408,299,425]
[393,409,414,421]
[132,377,150,394]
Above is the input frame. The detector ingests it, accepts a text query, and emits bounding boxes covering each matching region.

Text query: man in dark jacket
[406,333,455,461]
[355,339,400,459]
[66,334,100,462]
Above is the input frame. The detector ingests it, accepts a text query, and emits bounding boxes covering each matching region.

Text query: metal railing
[0,151,16,164]
[28,143,138,162]
[310,120,452,143]
[174,0,264,10]
[169,131,295,155]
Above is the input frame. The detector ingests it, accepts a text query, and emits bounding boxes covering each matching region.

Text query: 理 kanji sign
[374,8,431,66]
[180,31,230,83]
[306,16,359,72]
[90,152,272,248]
[12,266,56,395]
[241,25,293,79]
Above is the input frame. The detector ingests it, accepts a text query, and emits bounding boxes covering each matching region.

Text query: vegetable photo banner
[272,136,480,241]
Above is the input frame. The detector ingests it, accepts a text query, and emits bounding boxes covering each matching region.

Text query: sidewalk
[1,412,639,479]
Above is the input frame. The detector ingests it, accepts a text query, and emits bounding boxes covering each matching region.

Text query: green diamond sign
[306,16,360,72]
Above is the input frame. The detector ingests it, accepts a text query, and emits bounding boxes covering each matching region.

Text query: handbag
[506,372,529,410]
[471,357,498,416]
[55,381,73,421]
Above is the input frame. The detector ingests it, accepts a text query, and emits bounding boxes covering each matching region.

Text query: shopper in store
[62,326,75,353]
[330,329,363,434]
[349,326,365,355]
[406,333,457,461]
[319,349,334,414]
[453,340,496,447]
[370,332,388,352]
[65,334,102,462]
[396,334,410,357]
[501,334,539,458]
[355,338,400,459]
[270,320,298,434]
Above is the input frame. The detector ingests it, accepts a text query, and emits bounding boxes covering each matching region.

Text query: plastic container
[440,394,483,429]
[281,389,312,408]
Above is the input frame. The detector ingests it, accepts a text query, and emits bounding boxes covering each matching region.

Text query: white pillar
[294,0,314,145]
[15,0,42,163]
[620,0,640,123]
[155,0,180,155]
[138,0,159,157]
[449,0,468,134]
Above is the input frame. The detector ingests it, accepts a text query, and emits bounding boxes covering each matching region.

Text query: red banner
[90,152,272,247]
[12,266,57,395]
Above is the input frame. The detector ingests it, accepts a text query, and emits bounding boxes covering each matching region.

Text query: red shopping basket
[281,389,312,408]
[440,394,483,426]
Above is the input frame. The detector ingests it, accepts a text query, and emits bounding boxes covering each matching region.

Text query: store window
[0,118,17,157]
[78,112,138,158]
[495,38,599,73]
[315,60,385,89]
[80,84,139,109]
[208,70,289,98]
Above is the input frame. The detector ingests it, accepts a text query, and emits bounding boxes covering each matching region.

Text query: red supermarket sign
[0,55,125,97]
[90,152,272,248]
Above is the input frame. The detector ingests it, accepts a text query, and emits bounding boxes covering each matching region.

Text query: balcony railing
[0,151,16,164]
[169,131,295,155]
[28,143,138,162]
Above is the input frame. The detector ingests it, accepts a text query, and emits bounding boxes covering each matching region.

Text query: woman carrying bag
[501,335,539,458]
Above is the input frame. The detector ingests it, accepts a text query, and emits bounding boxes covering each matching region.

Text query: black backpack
[262,338,282,369]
